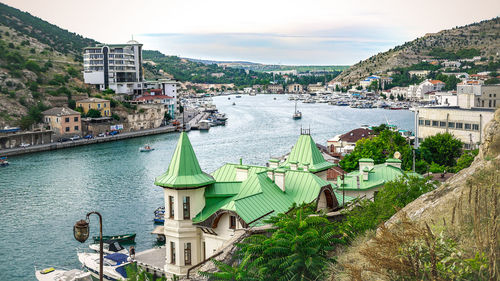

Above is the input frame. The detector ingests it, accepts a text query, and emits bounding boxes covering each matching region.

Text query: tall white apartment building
[83,40,144,95]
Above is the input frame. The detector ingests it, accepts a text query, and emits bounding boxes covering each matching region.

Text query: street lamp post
[74,211,103,281]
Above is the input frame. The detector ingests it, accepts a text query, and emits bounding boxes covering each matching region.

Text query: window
[202,242,206,260]
[432,121,438,127]
[98,103,101,109]
[170,242,176,264]
[104,103,107,108]
[456,123,463,129]
[229,215,236,230]
[74,126,79,131]
[439,121,446,127]
[472,124,479,131]
[169,196,174,219]
[65,127,70,132]
[418,119,424,125]
[465,123,471,130]
[74,117,78,122]
[65,117,70,122]
[425,120,430,126]
[448,122,455,128]
[184,243,192,265]
[183,196,190,220]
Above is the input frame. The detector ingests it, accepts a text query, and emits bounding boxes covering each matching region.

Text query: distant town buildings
[83,40,144,95]
[327,127,373,155]
[287,83,303,93]
[42,107,82,137]
[267,83,283,93]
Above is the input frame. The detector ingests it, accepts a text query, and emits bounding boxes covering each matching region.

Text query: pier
[0,125,177,157]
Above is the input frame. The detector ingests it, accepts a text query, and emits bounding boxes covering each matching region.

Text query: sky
[2,0,500,65]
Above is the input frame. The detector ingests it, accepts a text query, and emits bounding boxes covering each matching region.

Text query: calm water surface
[0,95,414,280]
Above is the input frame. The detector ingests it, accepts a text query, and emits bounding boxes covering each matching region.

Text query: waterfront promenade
[0,125,176,157]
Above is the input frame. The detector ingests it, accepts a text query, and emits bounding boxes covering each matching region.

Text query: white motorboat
[78,252,130,281]
[35,267,92,281]
[89,241,129,255]
[139,145,154,152]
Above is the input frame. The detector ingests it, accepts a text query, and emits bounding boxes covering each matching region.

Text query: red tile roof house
[327,127,374,155]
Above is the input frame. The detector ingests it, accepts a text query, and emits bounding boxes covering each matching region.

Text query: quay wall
[0,126,177,157]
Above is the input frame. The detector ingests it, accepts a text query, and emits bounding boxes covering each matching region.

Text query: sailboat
[292,100,302,120]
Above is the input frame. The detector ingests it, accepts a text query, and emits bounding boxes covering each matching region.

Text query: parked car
[84,134,93,139]
[19,143,30,148]
[109,130,119,136]
[57,138,70,142]
[97,133,105,137]
[70,135,80,141]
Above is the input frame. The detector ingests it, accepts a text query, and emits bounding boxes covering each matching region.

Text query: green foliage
[24,60,41,73]
[436,73,461,91]
[18,102,49,129]
[86,108,101,118]
[125,263,167,281]
[102,88,115,94]
[484,77,500,85]
[429,162,447,173]
[68,99,76,109]
[340,176,436,239]
[419,133,463,167]
[454,149,478,172]
[203,204,341,281]
[428,47,480,60]
[67,66,79,78]
[339,129,412,172]
[111,113,120,121]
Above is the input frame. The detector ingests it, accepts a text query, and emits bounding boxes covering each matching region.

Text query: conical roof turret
[155,132,215,188]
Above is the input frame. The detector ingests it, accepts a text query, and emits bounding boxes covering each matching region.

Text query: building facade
[287,83,303,93]
[42,107,82,137]
[457,84,500,109]
[76,98,111,117]
[415,106,495,149]
[83,40,144,94]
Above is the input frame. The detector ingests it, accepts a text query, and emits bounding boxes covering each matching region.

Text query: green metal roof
[335,164,422,191]
[385,158,402,163]
[155,132,215,188]
[268,158,280,163]
[282,134,334,172]
[359,158,374,162]
[211,163,267,182]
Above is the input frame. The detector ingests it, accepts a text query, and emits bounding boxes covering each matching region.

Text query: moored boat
[139,145,154,152]
[0,156,8,166]
[35,267,92,281]
[89,240,129,255]
[292,101,302,120]
[78,252,130,281]
[92,233,136,244]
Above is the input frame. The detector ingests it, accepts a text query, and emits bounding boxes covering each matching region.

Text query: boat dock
[189,112,210,130]
[0,125,177,157]
[135,247,167,279]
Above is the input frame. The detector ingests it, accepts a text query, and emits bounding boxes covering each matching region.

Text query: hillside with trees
[334,17,500,85]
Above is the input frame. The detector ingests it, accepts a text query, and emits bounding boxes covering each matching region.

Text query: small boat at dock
[0,156,8,166]
[92,233,136,244]
[89,240,129,255]
[78,252,130,281]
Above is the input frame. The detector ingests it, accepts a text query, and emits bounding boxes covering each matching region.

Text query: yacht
[89,241,129,255]
[35,267,91,281]
[77,252,130,281]
[198,120,211,131]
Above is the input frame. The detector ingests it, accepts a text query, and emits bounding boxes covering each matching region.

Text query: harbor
[0,94,414,280]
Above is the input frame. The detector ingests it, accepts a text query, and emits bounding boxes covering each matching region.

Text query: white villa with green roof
[336,157,421,199]
[154,131,346,276]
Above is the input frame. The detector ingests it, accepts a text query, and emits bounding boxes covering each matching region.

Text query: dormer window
[229,215,236,229]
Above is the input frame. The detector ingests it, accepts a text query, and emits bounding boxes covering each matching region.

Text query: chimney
[362,166,369,181]
[290,160,298,170]
[385,158,402,169]
[303,162,310,172]
[236,165,249,181]
[358,158,374,173]
[274,169,286,192]
[266,168,274,181]
[268,158,280,168]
